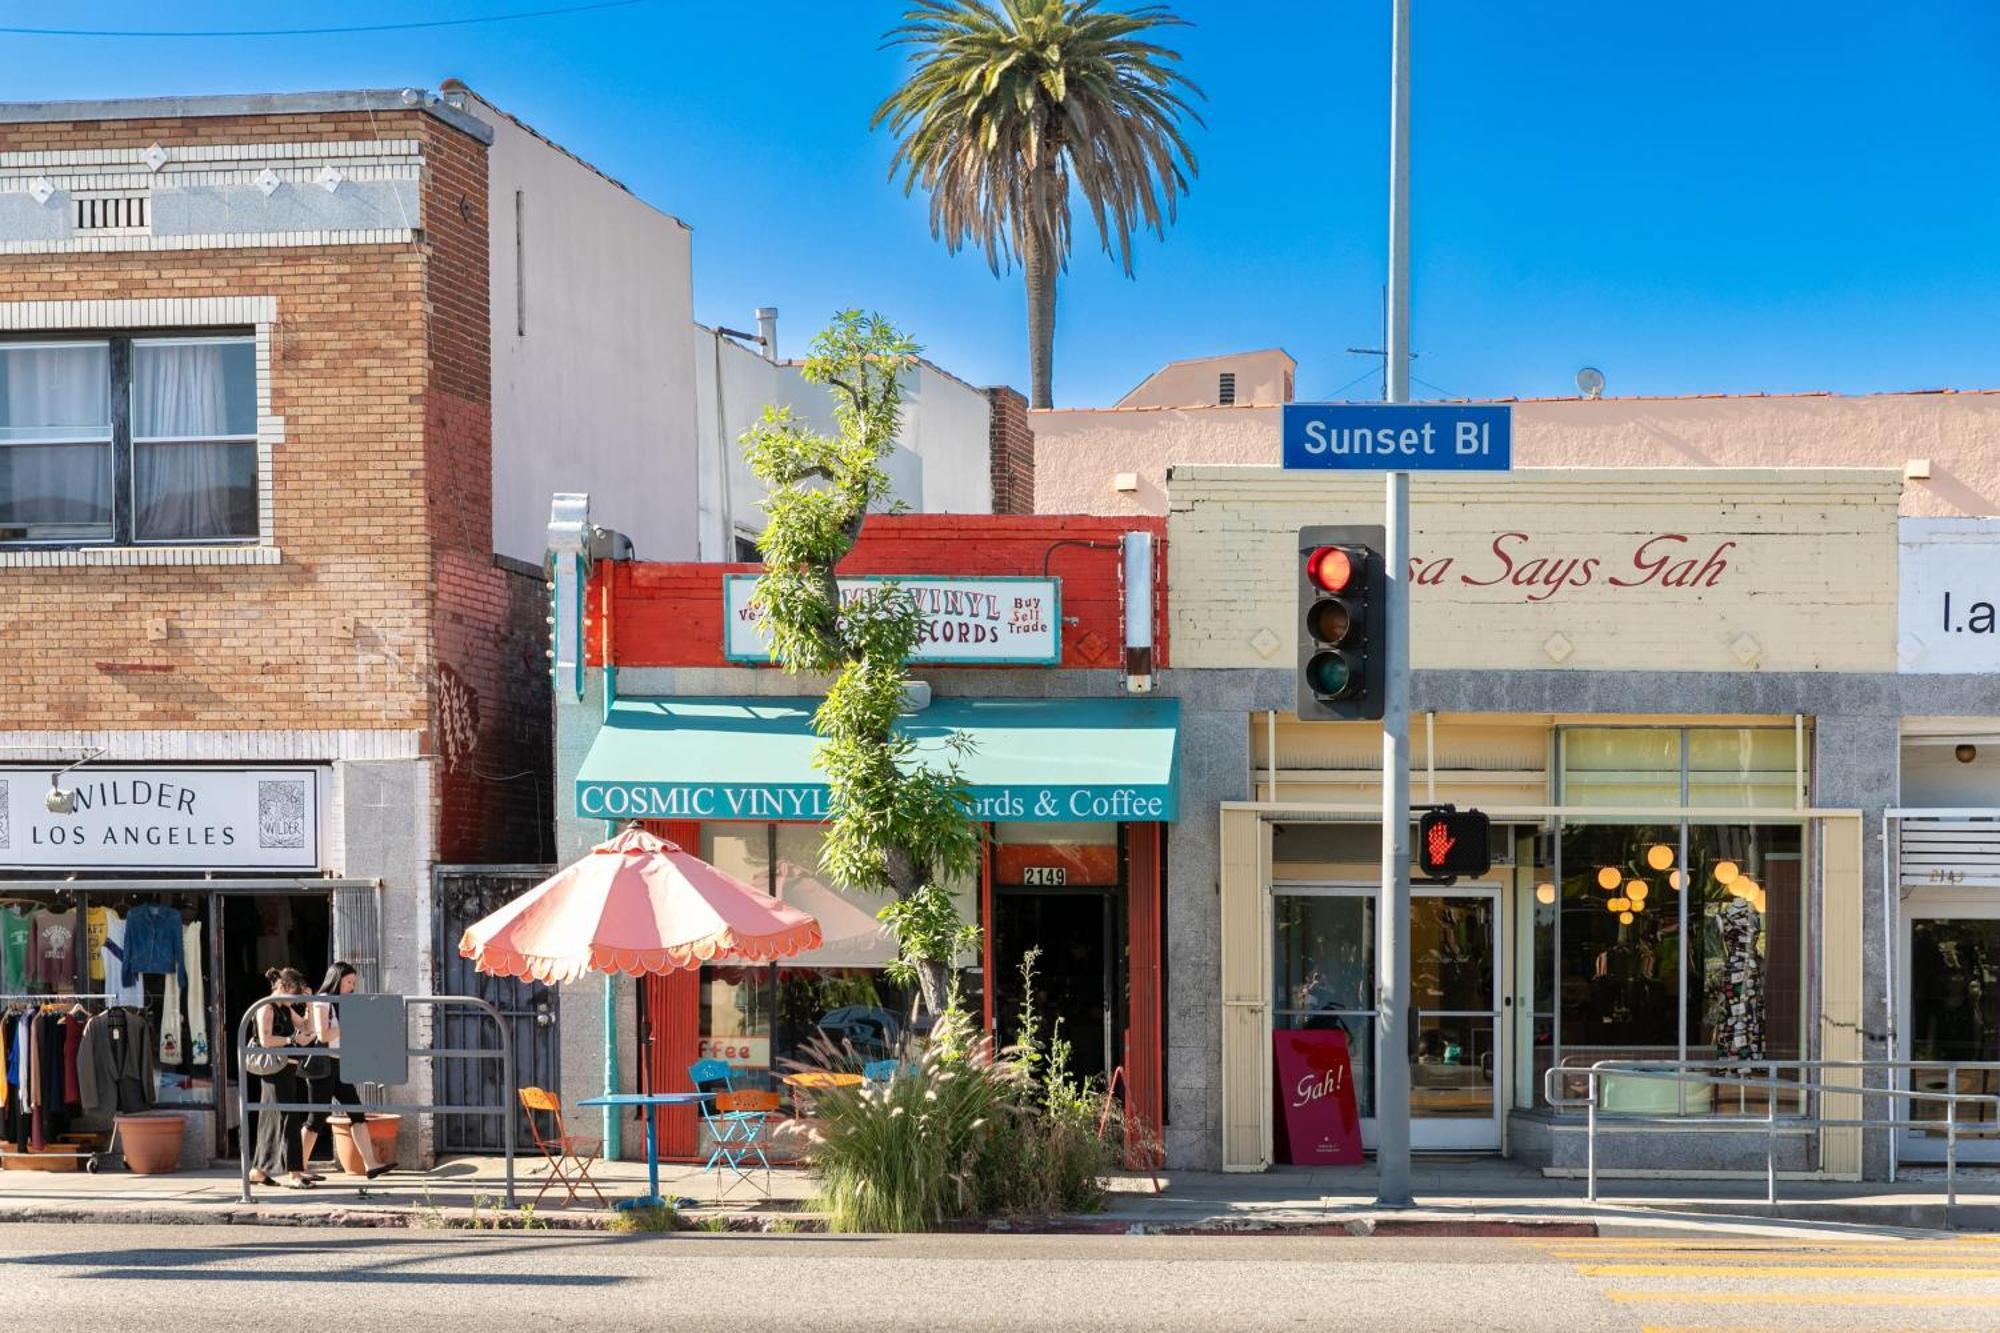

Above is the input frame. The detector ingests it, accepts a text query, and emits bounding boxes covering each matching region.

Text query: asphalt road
[6,1224,2000,1331]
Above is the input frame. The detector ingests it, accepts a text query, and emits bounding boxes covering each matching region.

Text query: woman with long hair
[248,966,314,1189]
[299,961,394,1179]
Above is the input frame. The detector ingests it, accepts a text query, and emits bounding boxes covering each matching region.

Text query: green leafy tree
[743,311,981,1014]
[874,0,1203,409]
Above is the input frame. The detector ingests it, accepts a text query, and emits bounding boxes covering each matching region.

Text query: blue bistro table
[577,1092,713,1209]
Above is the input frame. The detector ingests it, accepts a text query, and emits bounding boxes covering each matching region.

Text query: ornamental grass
[788,953,1118,1232]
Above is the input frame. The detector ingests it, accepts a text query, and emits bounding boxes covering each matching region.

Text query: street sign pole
[1376,0,1414,1209]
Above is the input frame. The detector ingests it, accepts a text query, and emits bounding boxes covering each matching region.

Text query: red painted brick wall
[590,513,1168,670]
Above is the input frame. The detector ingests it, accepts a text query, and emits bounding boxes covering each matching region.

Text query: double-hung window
[0,333,258,545]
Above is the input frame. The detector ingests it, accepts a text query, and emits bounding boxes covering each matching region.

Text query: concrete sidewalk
[0,1153,1992,1236]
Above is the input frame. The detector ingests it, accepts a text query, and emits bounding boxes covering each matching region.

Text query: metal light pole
[1376,0,1415,1209]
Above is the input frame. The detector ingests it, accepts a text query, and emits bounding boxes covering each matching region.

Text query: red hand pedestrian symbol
[1425,822,1455,870]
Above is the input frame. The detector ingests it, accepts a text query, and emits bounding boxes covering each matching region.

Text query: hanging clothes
[160,970,183,1066]
[102,913,145,1008]
[182,919,208,1065]
[78,1007,158,1115]
[29,910,77,990]
[61,1012,83,1108]
[85,906,112,985]
[0,910,29,993]
[120,903,185,987]
[1712,895,1765,1063]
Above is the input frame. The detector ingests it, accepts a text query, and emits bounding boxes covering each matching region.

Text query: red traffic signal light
[1305,545,1357,594]
[1417,809,1492,880]
[1297,526,1385,721]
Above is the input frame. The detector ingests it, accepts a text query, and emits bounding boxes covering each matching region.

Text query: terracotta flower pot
[330,1113,401,1175]
[116,1113,186,1175]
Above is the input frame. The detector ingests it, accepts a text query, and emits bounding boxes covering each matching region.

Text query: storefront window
[1688,729,1798,808]
[1560,729,1681,806]
[1273,892,1376,1117]
[697,821,977,1097]
[1549,819,1805,1114]
[1558,823,1684,1064]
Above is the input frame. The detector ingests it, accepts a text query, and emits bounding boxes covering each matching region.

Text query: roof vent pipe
[755,307,778,362]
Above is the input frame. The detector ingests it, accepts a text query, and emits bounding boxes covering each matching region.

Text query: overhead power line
[0,0,655,39]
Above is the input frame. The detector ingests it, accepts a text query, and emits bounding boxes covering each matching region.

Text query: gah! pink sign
[1273,1028,1363,1166]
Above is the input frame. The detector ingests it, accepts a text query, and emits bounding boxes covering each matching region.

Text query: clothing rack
[0,993,113,1005]
[0,998,125,1173]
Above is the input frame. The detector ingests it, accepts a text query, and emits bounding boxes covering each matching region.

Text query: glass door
[1900,901,2000,1163]
[1274,884,1503,1152]
[1410,889,1503,1148]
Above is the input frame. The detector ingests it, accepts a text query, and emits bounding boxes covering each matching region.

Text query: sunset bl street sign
[1282,403,1512,472]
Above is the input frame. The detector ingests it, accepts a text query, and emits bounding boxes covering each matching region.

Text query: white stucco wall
[1034,392,2000,520]
[693,332,993,557]
[473,92,700,564]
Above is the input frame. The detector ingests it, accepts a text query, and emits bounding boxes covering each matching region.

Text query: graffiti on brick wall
[432,662,482,772]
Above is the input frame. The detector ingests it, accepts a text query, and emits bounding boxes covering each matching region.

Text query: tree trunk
[1023,225,1057,410]
[915,959,950,1019]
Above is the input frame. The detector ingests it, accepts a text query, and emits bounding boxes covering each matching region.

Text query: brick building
[549,509,1171,1162]
[0,89,572,1167]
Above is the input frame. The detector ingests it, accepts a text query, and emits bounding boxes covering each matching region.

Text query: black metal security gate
[433,866,559,1152]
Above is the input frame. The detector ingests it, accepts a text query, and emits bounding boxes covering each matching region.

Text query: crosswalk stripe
[1608,1288,2000,1308]
[1580,1262,2000,1279]
[1546,1249,2000,1264]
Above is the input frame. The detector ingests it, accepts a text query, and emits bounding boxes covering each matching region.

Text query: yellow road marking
[1544,1248,2000,1256]
[1610,1288,2000,1308]
[1581,1262,2000,1278]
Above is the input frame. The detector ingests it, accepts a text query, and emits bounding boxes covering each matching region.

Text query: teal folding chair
[708,1090,778,1199]
[689,1058,771,1199]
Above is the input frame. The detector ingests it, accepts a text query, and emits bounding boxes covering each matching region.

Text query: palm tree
[874,0,1202,408]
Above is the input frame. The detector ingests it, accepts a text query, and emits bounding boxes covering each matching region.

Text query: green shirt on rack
[0,909,27,993]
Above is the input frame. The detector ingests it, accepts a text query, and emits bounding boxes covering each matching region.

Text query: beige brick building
[0,90,591,1167]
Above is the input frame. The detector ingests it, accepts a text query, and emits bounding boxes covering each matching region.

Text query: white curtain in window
[1,346,110,530]
[133,343,237,540]
[133,342,231,437]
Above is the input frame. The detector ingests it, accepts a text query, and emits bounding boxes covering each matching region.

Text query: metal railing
[236,993,516,1205]
[1544,1058,2000,1207]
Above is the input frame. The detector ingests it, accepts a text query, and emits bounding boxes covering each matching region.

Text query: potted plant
[330,1113,400,1175]
[115,1112,186,1174]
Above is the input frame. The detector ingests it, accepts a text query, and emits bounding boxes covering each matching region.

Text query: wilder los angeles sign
[724,575,1060,664]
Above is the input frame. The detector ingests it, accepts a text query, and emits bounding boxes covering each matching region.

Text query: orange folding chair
[518,1086,608,1209]
[707,1090,780,1200]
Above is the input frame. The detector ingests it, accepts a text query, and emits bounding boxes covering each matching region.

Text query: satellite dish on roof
[1576,367,1605,399]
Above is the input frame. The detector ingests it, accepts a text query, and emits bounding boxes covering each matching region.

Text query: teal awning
[575,696,1179,823]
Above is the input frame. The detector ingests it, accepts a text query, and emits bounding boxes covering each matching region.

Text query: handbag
[295,1053,334,1081]
[246,1050,291,1077]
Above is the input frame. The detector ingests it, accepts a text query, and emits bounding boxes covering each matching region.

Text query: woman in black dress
[299,961,393,1178]
[248,966,314,1189]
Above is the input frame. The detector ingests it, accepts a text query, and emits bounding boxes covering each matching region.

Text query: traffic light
[1297,524,1386,721]
[1417,808,1492,880]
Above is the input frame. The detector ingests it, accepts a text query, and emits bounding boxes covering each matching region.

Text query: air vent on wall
[74,192,150,234]
[1218,371,1237,406]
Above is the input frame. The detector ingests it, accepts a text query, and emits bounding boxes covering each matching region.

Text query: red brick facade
[986,386,1035,515]
[590,513,1167,670]
[0,107,549,865]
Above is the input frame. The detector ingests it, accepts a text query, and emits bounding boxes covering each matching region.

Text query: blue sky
[7,1,1998,406]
